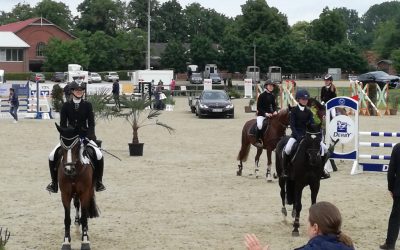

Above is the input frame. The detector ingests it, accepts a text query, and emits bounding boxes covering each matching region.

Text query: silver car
[104,72,119,82]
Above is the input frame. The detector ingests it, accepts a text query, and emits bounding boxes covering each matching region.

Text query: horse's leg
[292,184,304,237]
[74,194,81,225]
[80,198,91,250]
[61,195,72,250]
[237,160,243,176]
[265,149,273,181]
[254,148,262,178]
[310,178,320,205]
[279,178,287,217]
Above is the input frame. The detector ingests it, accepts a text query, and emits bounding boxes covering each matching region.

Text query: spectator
[112,79,120,110]
[170,78,176,96]
[9,88,19,123]
[380,143,400,250]
[63,83,71,102]
[245,201,354,250]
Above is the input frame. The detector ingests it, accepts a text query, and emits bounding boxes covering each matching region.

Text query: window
[1,48,23,62]
[36,42,45,57]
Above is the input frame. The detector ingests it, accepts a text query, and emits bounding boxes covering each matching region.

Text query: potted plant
[162,90,175,111]
[115,95,175,156]
[245,98,257,113]
[86,88,114,147]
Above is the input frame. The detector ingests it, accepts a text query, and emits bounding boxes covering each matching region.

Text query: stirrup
[96,182,106,192]
[46,182,58,193]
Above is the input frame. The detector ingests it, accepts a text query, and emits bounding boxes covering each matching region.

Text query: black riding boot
[281,153,289,178]
[95,158,106,192]
[254,129,263,148]
[46,160,58,193]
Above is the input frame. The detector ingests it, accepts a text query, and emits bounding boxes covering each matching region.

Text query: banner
[244,79,253,98]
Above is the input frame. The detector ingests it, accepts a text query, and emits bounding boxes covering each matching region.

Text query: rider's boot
[281,152,289,178]
[254,129,263,148]
[46,160,58,193]
[95,158,106,192]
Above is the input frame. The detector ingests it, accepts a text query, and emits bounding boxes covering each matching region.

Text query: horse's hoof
[81,242,91,250]
[292,231,300,237]
[281,207,287,217]
[273,173,278,179]
[236,171,242,176]
[61,245,71,250]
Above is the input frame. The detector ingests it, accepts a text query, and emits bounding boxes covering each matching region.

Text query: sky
[1,0,391,25]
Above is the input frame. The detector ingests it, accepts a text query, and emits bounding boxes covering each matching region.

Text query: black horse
[275,123,324,236]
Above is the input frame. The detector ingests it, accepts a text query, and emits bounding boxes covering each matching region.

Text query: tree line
[2,0,400,74]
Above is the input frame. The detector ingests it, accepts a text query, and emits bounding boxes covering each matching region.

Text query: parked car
[357,71,400,89]
[190,73,203,84]
[88,72,102,83]
[30,73,45,83]
[209,73,222,84]
[51,72,65,82]
[104,72,119,82]
[195,90,234,118]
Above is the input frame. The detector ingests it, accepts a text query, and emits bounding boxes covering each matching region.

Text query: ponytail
[337,231,354,248]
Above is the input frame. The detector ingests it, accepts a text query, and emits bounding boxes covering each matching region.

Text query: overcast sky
[1,0,391,25]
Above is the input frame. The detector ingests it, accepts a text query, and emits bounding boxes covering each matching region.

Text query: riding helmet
[295,89,310,100]
[324,74,333,81]
[264,79,276,86]
[69,80,86,90]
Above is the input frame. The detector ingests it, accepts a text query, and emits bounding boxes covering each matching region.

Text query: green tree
[372,19,398,58]
[43,38,89,72]
[332,7,361,45]
[4,3,35,23]
[219,25,247,73]
[190,35,218,70]
[114,30,147,70]
[157,0,185,42]
[76,0,125,36]
[390,49,400,72]
[160,40,188,72]
[328,43,367,72]
[298,40,329,73]
[34,0,73,30]
[309,7,346,46]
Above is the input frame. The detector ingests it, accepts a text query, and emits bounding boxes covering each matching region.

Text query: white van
[204,64,218,78]
[246,66,260,82]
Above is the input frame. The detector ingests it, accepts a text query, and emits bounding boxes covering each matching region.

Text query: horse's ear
[55,123,61,132]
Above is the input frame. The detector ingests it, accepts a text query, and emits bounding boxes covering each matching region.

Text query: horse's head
[275,107,292,128]
[56,123,81,176]
[308,97,326,123]
[302,123,323,167]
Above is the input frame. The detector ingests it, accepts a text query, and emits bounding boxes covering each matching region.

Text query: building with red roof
[0,17,75,72]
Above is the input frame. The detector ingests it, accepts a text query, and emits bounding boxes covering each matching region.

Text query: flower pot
[244,106,252,113]
[128,143,144,156]
[389,108,398,115]
[165,104,174,111]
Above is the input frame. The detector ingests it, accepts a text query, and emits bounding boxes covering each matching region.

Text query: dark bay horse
[275,123,324,236]
[56,124,99,250]
[237,108,291,180]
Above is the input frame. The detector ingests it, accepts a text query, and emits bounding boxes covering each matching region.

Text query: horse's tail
[237,128,251,162]
[88,195,100,218]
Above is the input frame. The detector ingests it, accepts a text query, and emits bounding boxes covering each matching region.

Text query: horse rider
[321,74,337,116]
[281,89,329,179]
[254,80,278,148]
[46,80,106,193]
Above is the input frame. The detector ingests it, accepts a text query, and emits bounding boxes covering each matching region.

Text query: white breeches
[284,138,328,156]
[256,116,265,130]
[48,140,103,161]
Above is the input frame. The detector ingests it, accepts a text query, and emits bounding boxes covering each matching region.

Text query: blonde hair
[308,201,353,247]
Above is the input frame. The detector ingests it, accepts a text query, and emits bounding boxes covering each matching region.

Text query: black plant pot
[129,143,144,156]
[95,139,102,148]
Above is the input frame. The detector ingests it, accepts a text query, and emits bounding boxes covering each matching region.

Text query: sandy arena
[0,96,398,250]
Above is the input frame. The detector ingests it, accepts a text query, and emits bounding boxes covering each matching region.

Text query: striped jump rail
[358,131,399,172]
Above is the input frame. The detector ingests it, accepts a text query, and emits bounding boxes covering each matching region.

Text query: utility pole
[147,0,151,70]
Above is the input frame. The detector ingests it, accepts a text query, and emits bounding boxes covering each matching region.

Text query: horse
[275,123,324,236]
[55,123,99,250]
[236,108,291,180]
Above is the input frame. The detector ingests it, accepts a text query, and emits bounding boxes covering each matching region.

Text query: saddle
[249,118,270,136]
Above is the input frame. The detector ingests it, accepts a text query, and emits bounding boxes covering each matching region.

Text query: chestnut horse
[236,108,291,180]
[56,124,99,250]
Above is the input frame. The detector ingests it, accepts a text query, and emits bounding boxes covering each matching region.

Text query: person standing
[9,88,19,123]
[112,79,120,110]
[254,80,277,148]
[380,143,400,250]
[170,78,176,96]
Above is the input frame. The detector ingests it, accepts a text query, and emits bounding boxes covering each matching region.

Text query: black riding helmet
[295,89,310,100]
[69,80,86,91]
[264,79,276,87]
[324,74,333,81]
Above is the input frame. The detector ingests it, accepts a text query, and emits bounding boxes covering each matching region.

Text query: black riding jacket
[290,105,314,141]
[257,90,277,116]
[320,85,336,103]
[60,99,96,140]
